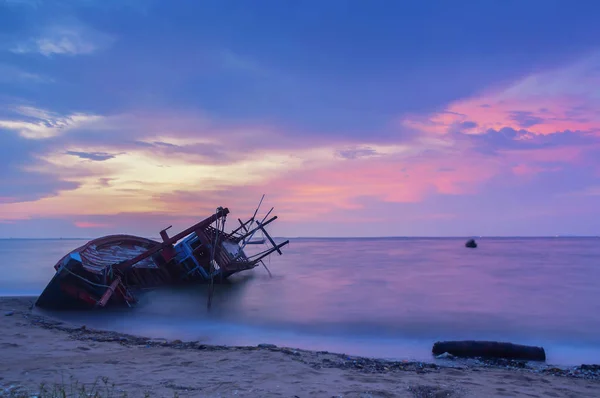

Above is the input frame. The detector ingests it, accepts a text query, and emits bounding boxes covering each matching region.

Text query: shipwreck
[35,197,289,310]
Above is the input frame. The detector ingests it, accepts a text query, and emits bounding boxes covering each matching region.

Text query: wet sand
[1,296,599,397]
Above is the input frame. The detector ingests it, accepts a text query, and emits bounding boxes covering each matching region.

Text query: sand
[1,297,599,398]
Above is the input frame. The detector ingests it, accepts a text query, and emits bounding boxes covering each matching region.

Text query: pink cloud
[503,146,585,164]
[512,164,545,176]
[403,53,600,137]
[510,163,564,179]
[3,54,600,239]
[211,151,502,222]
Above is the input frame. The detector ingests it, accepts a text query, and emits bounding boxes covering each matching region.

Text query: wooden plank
[235,216,278,242]
[252,240,290,262]
[231,218,252,235]
[97,277,122,307]
[258,221,282,255]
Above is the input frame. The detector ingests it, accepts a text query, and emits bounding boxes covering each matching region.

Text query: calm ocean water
[1,237,599,365]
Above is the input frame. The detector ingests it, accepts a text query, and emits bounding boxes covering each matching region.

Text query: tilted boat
[35,202,289,310]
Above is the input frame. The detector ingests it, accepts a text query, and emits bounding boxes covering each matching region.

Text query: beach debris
[258,343,278,349]
[35,196,289,310]
[465,239,477,248]
[580,364,600,371]
[435,352,455,360]
[432,340,546,362]
[541,365,600,379]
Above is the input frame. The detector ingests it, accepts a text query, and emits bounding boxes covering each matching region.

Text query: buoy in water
[465,239,477,248]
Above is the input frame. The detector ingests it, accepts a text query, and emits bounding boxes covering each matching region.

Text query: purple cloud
[458,121,478,130]
[458,127,600,155]
[2,1,600,237]
[65,151,116,161]
[336,147,378,160]
[509,111,545,128]
[0,129,80,203]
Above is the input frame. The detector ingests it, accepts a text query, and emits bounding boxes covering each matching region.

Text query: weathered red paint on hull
[36,204,290,310]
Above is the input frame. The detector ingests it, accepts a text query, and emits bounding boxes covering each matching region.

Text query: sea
[1,237,599,366]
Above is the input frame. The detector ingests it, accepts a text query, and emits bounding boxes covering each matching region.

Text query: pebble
[146,339,168,345]
[580,364,600,371]
[281,349,301,356]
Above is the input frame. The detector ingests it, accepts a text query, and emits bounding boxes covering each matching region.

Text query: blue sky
[1,0,600,237]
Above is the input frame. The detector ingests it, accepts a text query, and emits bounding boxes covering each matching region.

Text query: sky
[1,0,600,238]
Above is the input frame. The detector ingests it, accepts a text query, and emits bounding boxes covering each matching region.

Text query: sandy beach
[1,297,599,398]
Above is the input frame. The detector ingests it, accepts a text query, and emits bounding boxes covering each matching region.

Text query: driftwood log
[432,340,546,361]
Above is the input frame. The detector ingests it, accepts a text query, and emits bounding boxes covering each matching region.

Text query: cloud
[511,163,560,177]
[397,51,600,196]
[2,2,600,237]
[402,51,600,137]
[461,127,600,156]
[0,106,102,139]
[1,51,600,234]
[0,97,591,227]
[131,140,237,165]
[213,148,502,222]
[0,63,53,83]
[97,178,112,187]
[65,151,117,161]
[0,103,453,223]
[0,130,80,203]
[336,147,378,159]
[555,184,600,199]
[509,111,544,128]
[0,175,78,204]
[10,23,114,56]
[458,121,478,130]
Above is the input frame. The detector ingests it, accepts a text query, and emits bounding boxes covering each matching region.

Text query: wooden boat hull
[35,205,289,310]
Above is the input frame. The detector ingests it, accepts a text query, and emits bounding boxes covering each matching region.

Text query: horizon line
[0,235,598,241]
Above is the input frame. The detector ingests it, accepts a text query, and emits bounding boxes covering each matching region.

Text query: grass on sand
[3,376,181,398]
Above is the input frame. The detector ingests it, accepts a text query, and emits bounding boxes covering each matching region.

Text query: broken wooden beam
[257,219,282,255]
[97,277,122,307]
[231,218,252,235]
[236,215,278,242]
[251,240,290,263]
[117,207,230,272]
